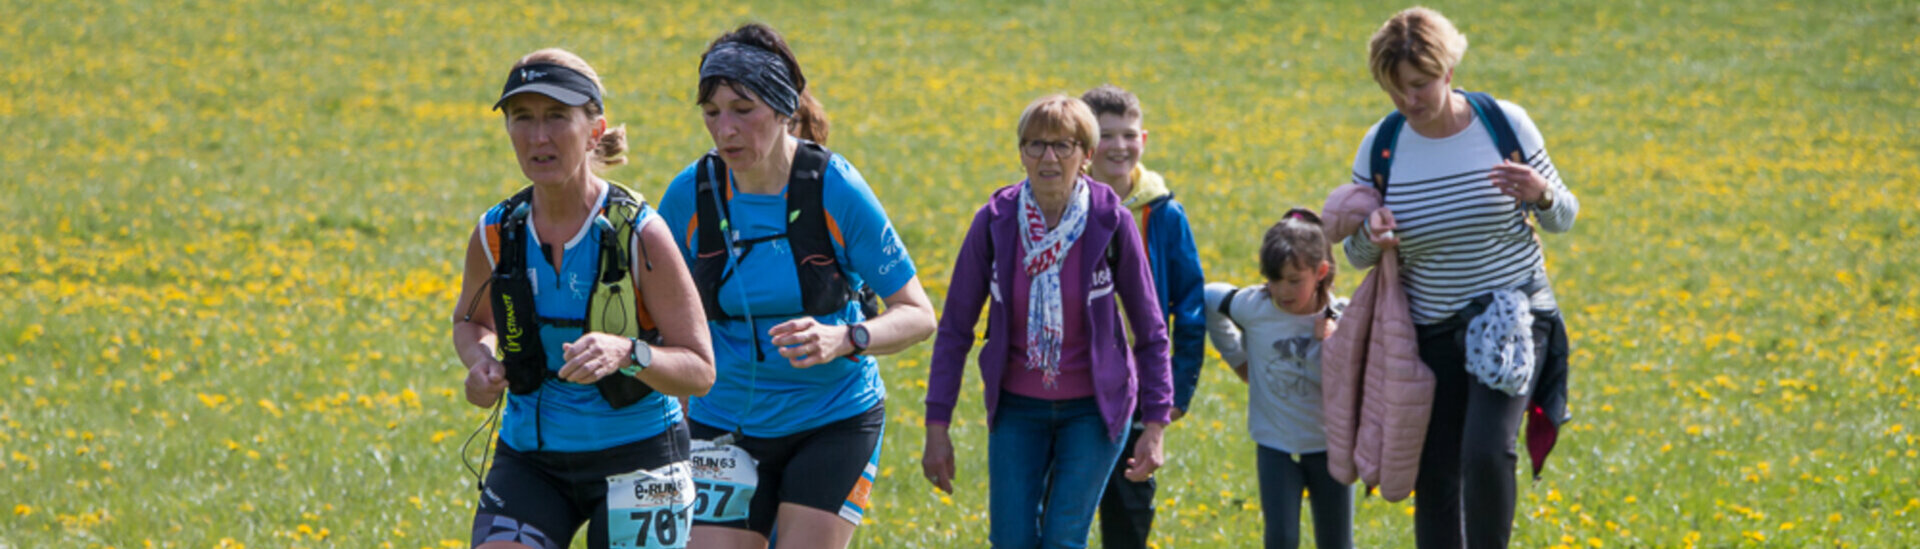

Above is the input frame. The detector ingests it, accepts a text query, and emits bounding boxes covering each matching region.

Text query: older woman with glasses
[922,94,1174,549]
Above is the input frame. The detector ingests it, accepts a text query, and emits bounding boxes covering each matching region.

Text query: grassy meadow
[3,0,1917,546]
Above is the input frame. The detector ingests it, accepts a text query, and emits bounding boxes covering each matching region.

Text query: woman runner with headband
[451,48,716,549]
[654,23,936,549]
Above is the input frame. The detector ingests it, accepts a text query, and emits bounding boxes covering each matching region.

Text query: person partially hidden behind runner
[451,48,716,549]
[655,22,938,549]
[1079,84,1209,549]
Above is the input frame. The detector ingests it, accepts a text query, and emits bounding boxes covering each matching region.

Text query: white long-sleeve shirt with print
[1204,282,1347,455]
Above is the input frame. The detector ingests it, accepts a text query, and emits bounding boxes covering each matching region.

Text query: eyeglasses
[1021,139,1079,159]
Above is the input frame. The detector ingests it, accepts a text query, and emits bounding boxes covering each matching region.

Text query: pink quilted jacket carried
[1319,184,1433,502]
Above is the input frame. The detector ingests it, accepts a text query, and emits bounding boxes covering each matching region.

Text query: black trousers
[1256,449,1352,549]
[1097,425,1155,549]
[1411,315,1551,549]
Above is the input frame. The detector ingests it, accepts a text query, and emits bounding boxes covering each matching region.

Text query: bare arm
[452,226,508,408]
[624,221,716,396]
[860,277,937,355]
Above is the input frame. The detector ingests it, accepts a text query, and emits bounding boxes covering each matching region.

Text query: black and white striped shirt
[1344,99,1578,325]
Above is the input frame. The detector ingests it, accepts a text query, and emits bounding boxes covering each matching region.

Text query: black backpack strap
[1368,111,1406,196]
[1463,91,1524,164]
[692,153,734,321]
[1217,287,1250,334]
[786,141,862,318]
[1217,287,1242,320]
[489,186,555,395]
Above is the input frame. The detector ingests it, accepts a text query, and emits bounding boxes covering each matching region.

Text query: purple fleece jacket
[925,178,1174,442]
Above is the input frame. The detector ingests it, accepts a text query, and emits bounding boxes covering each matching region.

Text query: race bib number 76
[607,461,696,549]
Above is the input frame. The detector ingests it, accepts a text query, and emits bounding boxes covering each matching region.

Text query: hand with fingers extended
[1490,159,1551,207]
[921,424,957,494]
[768,317,852,368]
[557,332,632,384]
[465,357,509,407]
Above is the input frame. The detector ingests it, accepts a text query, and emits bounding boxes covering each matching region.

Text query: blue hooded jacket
[1118,165,1208,412]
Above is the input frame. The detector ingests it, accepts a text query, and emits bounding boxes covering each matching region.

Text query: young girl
[1205,208,1352,549]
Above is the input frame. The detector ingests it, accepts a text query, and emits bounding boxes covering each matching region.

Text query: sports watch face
[849,324,871,352]
[624,338,652,376]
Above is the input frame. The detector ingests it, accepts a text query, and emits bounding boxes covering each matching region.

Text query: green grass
[2,0,1917,547]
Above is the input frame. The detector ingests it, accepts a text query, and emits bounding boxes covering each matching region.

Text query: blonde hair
[1016,94,1099,172]
[512,48,629,172]
[1368,7,1469,91]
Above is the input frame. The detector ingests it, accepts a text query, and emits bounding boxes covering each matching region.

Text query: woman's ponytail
[791,91,829,145]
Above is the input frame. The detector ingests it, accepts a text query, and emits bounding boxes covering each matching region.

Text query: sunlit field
[3,0,1917,547]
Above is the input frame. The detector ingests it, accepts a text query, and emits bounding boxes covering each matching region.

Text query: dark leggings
[1256,448,1352,549]
[1411,316,1549,549]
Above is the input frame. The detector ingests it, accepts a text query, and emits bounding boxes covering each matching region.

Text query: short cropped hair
[1016,94,1099,154]
[1080,84,1142,120]
[1368,6,1469,91]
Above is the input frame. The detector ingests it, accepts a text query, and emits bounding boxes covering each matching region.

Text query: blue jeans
[989,393,1128,549]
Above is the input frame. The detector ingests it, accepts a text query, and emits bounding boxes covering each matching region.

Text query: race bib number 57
[607,461,695,549]
[689,437,759,523]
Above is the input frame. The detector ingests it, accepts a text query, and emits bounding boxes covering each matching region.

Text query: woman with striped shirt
[1345,7,1579,548]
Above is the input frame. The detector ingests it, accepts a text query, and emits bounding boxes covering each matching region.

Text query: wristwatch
[847,323,871,356]
[620,337,653,377]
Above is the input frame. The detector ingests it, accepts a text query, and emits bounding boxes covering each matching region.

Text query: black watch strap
[847,323,870,356]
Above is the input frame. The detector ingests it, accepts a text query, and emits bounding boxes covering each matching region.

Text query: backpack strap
[785,141,864,318]
[1217,287,1242,320]
[1369,91,1524,197]
[690,142,871,322]
[484,184,660,408]
[1217,287,1249,334]
[1105,231,1123,272]
[591,182,658,339]
[1368,111,1406,196]
[691,153,734,321]
[587,181,659,408]
[1134,194,1168,267]
[485,187,555,396]
[1462,91,1525,164]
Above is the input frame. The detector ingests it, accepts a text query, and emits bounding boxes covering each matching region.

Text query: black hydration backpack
[690,141,878,324]
[485,182,660,408]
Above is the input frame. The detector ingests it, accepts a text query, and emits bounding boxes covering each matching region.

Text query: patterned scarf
[1018,177,1090,388]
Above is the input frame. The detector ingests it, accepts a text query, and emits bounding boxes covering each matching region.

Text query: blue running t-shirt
[477,181,683,453]
[658,144,917,437]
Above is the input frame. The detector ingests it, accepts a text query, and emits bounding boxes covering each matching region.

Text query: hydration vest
[689,141,878,323]
[1368,90,1524,196]
[484,181,660,408]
